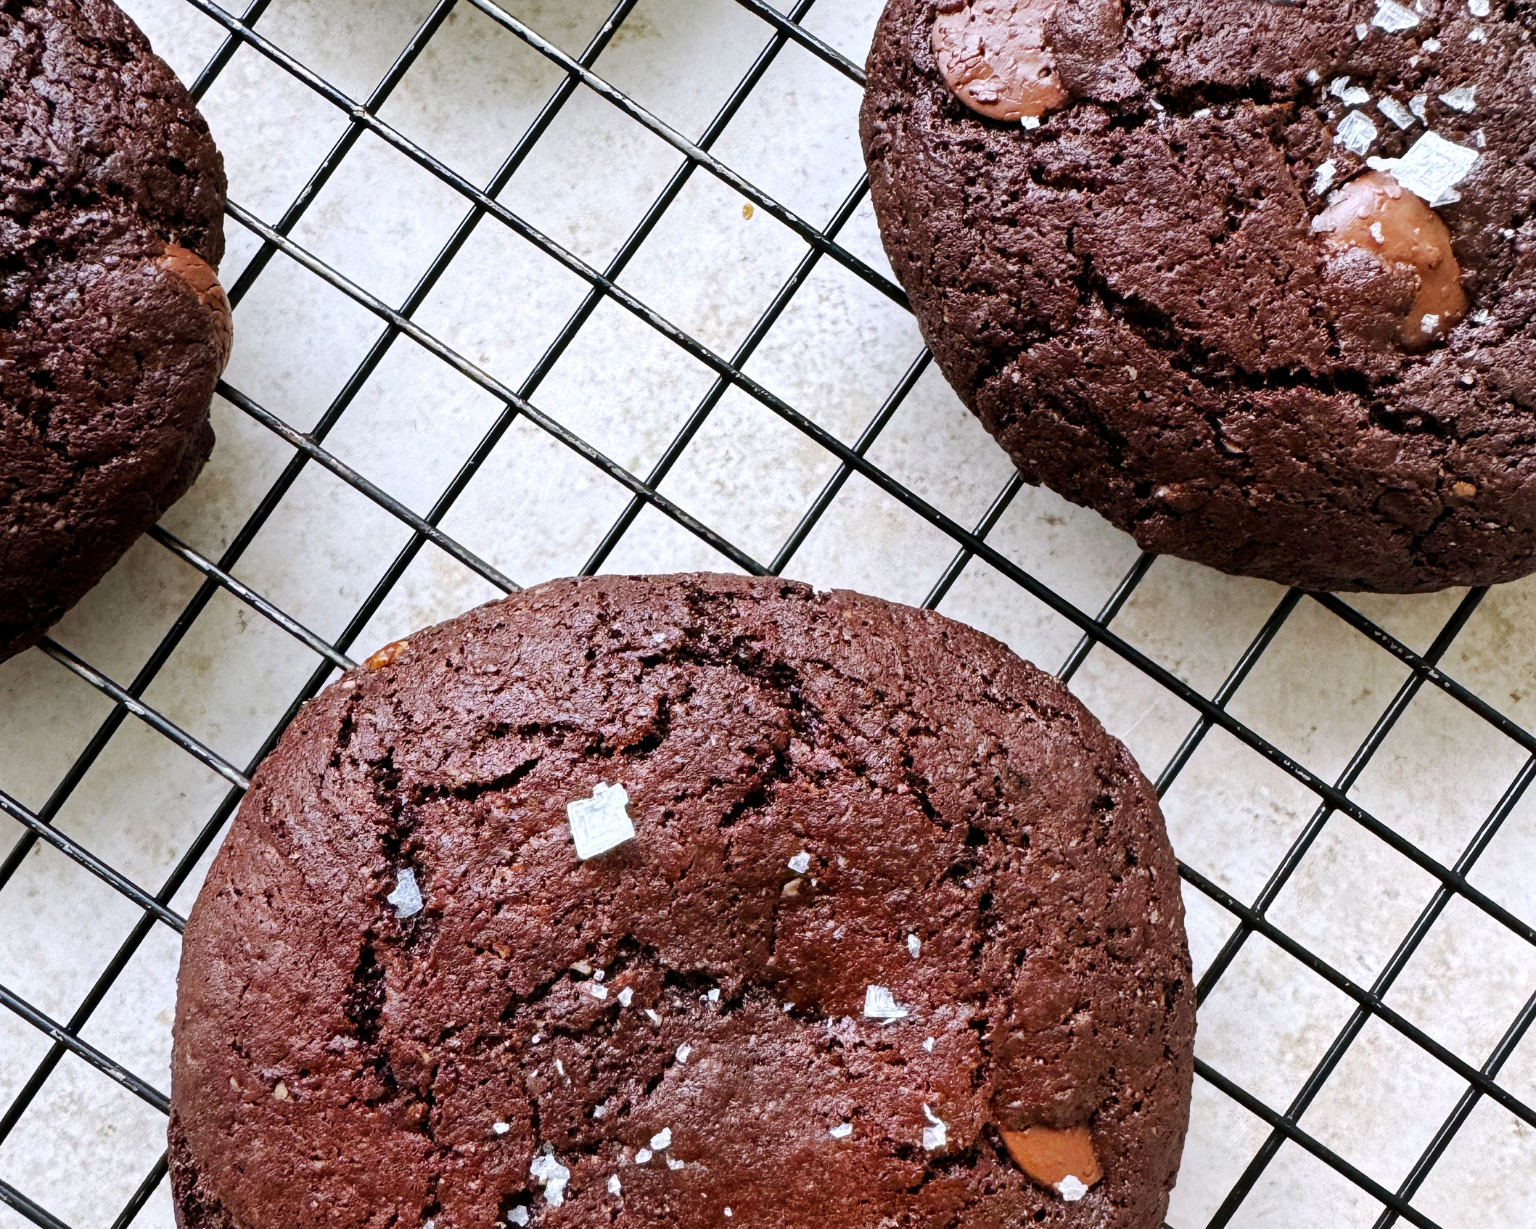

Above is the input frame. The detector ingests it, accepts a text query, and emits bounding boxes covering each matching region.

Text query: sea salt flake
[493,1121,510,1135]
[608,1175,622,1196]
[907,934,922,958]
[1475,129,1487,148]
[922,1105,948,1151]
[1469,25,1486,40]
[1371,221,1386,243]
[1469,0,1490,12]
[651,1128,673,1151]
[594,1105,607,1118]
[1313,159,1337,194]
[830,1122,854,1139]
[1378,97,1416,129]
[788,851,811,874]
[636,1148,653,1164]
[1439,85,1477,112]
[708,988,720,1003]
[508,1207,529,1226]
[725,1210,733,1218]
[1410,94,1429,119]
[1372,0,1419,30]
[594,970,605,982]
[386,868,423,918]
[1022,115,1041,129]
[1421,313,1441,333]
[1356,21,1370,38]
[1472,308,1493,324]
[676,1044,692,1064]
[863,985,908,1022]
[666,1156,685,1170]
[566,783,636,859]
[1335,110,1378,155]
[1421,37,1443,50]
[590,983,609,1000]
[1058,1175,1090,1202]
[618,987,634,1007]
[1378,131,1479,206]
[645,1008,661,1024]
[530,1153,571,1208]
[923,1036,936,1052]
[1305,69,1320,85]
[1330,78,1372,106]
[555,1059,566,1078]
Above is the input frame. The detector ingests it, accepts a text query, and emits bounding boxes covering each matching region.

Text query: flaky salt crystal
[618,987,634,1007]
[922,1105,948,1151]
[666,1156,684,1170]
[907,934,921,958]
[830,1122,853,1139]
[863,985,908,1022]
[386,868,423,918]
[1370,131,1479,207]
[590,983,609,1000]
[1335,110,1378,155]
[923,1036,936,1052]
[645,1008,661,1024]
[1410,94,1429,120]
[1331,78,1371,106]
[507,1207,529,1226]
[530,1153,571,1208]
[675,1044,692,1064]
[650,1128,672,1151]
[1439,85,1476,112]
[608,1175,622,1196]
[493,1121,510,1135]
[1421,37,1443,50]
[1372,0,1419,30]
[1058,1175,1090,1201]
[1022,116,1041,130]
[708,988,720,1003]
[788,851,811,874]
[1313,159,1337,194]
[1469,0,1490,13]
[1378,97,1416,129]
[636,1148,653,1164]
[566,783,636,859]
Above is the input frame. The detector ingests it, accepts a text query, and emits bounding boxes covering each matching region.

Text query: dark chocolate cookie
[861,0,1536,592]
[170,574,1194,1229]
[1,0,229,661]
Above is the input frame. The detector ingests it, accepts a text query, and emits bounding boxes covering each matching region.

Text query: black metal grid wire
[0,2,1533,1226]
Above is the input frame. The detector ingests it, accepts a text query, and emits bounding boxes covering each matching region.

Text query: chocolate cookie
[170,574,1194,1229]
[861,0,1536,592]
[1,0,229,662]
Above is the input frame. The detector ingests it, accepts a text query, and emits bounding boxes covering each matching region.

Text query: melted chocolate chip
[932,0,1068,121]
[158,243,233,373]
[1314,171,1468,351]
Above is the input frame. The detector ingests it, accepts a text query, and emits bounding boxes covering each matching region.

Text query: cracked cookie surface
[1,0,228,661]
[861,0,1536,592]
[170,573,1194,1229]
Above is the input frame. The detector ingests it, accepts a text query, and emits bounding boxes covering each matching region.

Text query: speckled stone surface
[169,574,1194,1229]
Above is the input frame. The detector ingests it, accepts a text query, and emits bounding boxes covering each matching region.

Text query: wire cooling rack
[1,2,1534,1227]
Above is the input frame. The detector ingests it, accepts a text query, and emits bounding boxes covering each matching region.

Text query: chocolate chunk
[933,0,1069,121]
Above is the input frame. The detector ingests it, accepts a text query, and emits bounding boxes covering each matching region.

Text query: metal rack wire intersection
[1,2,1533,1227]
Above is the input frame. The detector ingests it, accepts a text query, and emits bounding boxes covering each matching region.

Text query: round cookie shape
[861,0,1536,593]
[1,0,229,662]
[170,574,1195,1229]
